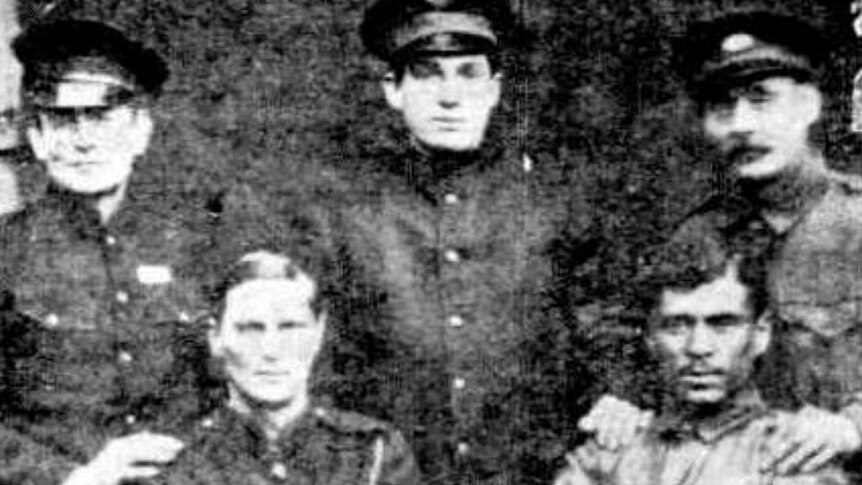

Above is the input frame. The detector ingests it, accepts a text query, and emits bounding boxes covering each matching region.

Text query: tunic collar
[651,388,767,444]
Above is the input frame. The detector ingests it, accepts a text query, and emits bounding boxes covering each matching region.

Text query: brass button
[444,249,461,263]
[453,377,466,390]
[448,315,464,328]
[116,291,129,304]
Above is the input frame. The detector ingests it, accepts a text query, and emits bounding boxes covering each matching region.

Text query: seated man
[159,249,420,485]
[556,245,848,485]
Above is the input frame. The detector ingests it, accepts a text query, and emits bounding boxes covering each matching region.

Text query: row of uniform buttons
[443,191,471,461]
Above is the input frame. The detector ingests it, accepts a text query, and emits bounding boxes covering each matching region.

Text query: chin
[420,134,482,153]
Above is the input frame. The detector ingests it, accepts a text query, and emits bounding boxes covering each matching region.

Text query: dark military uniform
[0,20,217,484]
[159,405,420,485]
[0,174,215,479]
[315,134,607,485]
[316,2,612,483]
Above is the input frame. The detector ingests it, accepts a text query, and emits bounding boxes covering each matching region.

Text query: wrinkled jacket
[556,391,848,485]
[313,137,612,484]
[159,406,421,485]
[0,175,217,482]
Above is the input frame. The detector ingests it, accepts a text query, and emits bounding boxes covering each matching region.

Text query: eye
[657,315,693,335]
[457,61,490,80]
[80,107,113,123]
[235,321,266,334]
[745,85,774,106]
[41,110,77,127]
[408,60,442,80]
[705,314,746,330]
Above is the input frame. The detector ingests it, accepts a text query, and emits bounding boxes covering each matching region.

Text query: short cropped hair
[207,247,335,326]
[631,237,769,325]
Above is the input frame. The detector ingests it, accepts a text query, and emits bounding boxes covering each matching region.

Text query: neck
[742,150,828,233]
[93,182,128,224]
[228,389,310,443]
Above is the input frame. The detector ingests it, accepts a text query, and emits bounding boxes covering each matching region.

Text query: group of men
[0,0,860,484]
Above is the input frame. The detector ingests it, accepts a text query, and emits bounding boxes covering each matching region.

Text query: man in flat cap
[582,9,862,477]
[304,0,615,483]
[0,19,218,485]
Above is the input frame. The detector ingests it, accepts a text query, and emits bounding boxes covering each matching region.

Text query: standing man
[582,9,862,475]
[557,244,849,485]
[316,0,611,483]
[0,19,216,484]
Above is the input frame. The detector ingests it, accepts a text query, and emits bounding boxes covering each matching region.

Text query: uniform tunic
[0,175,217,481]
[668,168,862,425]
[555,390,848,485]
[160,406,420,485]
[315,137,611,484]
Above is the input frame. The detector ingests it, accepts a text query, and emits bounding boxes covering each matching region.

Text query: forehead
[222,279,317,324]
[658,269,751,319]
[703,75,805,103]
[408,53,491,69]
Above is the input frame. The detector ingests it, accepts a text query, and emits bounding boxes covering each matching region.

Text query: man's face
[211,279,325,410]
[649,266,770,406]
[26,75,153,194]
[701,76,823,181]
[383,54,501,152]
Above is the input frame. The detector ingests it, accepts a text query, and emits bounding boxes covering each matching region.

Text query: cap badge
[722,33,756,54]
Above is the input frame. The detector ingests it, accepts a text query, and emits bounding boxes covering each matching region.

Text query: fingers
[580,395,648,450]
[773,440,823,475]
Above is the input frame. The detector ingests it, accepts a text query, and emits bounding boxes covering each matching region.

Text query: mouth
[727,145,770,168]
[431,117,465,131]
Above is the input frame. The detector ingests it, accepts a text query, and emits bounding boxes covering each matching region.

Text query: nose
[437,76,462,109]
[68,119,97,152]
[684,321,716,358]
[726,98,758,135]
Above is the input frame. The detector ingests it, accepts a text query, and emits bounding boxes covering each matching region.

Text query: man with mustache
[0,19,217,484]
[582,9,862,476]
[557,244,849,485]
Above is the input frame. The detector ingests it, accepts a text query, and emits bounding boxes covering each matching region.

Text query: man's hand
[578,394,653,450]
[764,406,862,475]
[62,431,184,485]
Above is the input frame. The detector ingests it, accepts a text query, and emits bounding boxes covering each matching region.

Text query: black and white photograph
[0,0,862,484]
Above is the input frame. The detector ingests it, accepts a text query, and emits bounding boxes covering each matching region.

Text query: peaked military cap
[14,19,169,108]
[677,10,828,98]
[360,0,515,63]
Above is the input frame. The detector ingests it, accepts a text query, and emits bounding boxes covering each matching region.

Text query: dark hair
[631,237,769,325]
[210,250,329,325]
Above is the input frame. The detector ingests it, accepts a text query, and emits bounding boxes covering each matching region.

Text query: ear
[26,124,50,161]
[309,309,328,354]
[207,317,225,359]
[487,72,503,109]
[798,84,824,126]
[750,312,772,358]
[381,72,404,112]
[127,108,154,158]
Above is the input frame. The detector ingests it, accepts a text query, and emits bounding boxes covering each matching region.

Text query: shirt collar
[651,388,767,444]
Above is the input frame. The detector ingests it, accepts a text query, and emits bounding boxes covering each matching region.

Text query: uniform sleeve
[369,429,422,485]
